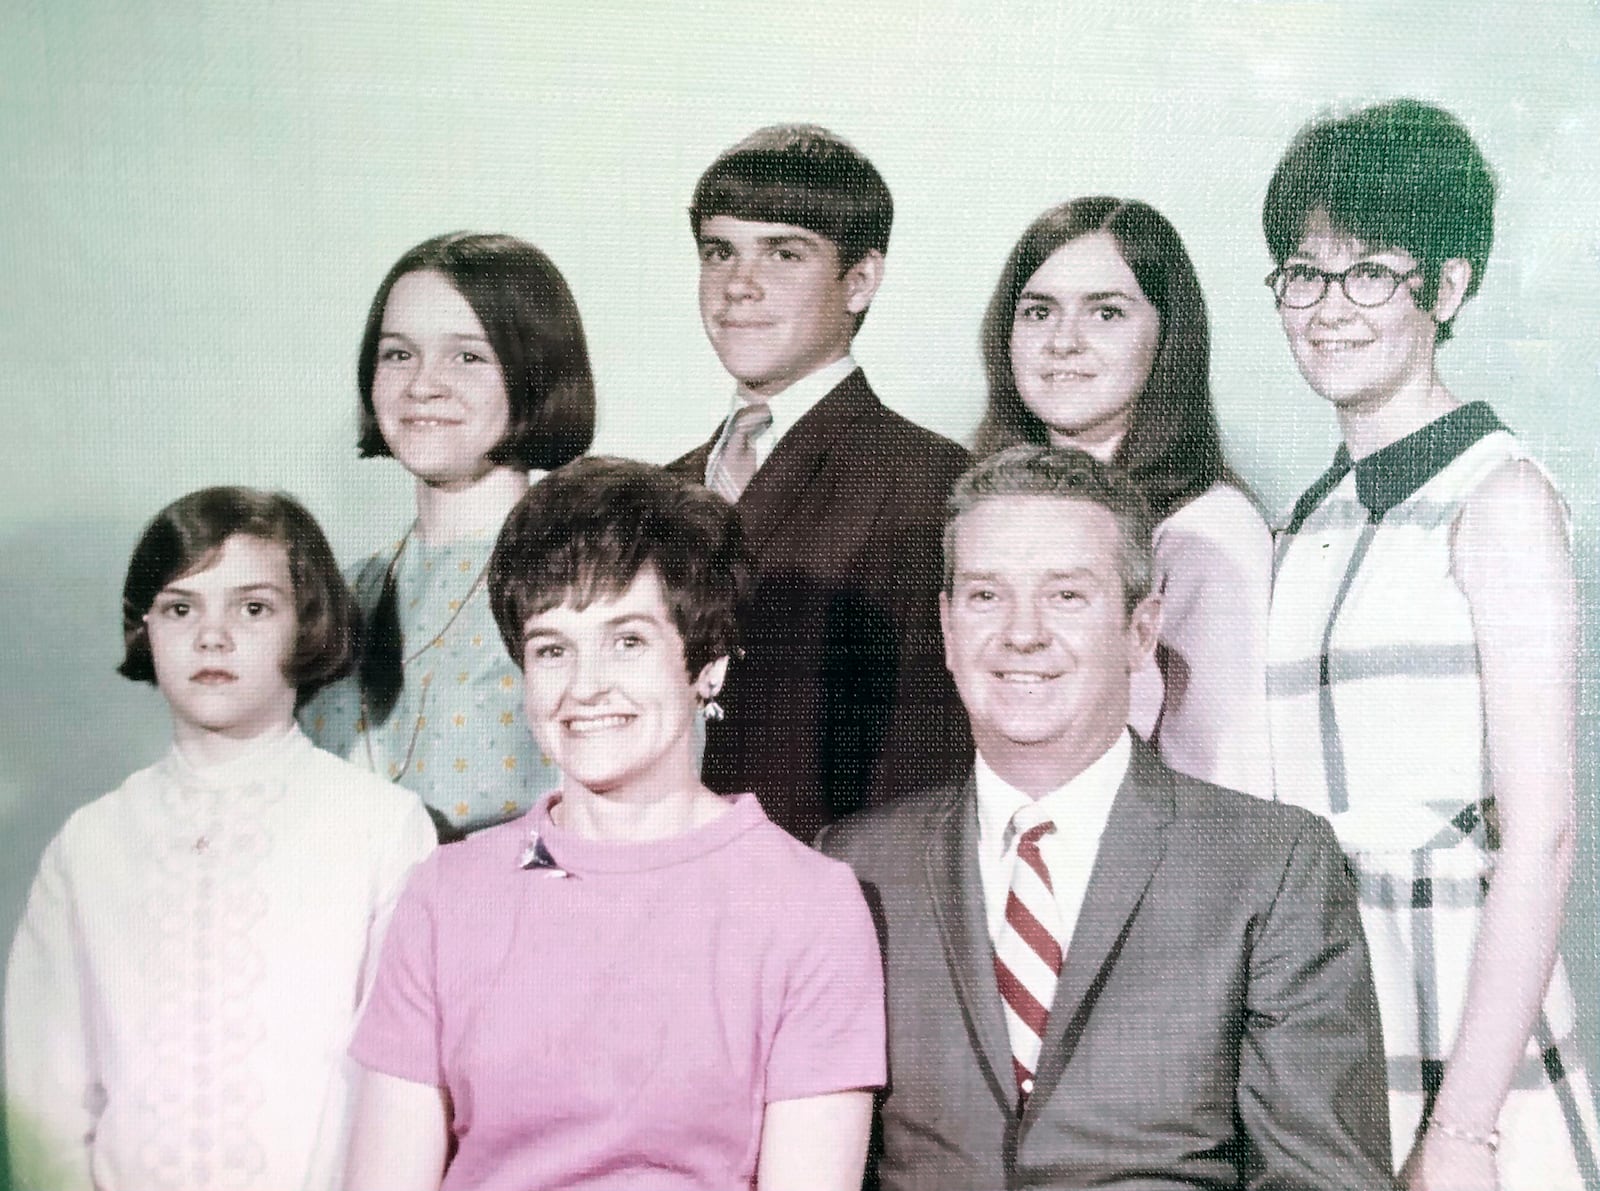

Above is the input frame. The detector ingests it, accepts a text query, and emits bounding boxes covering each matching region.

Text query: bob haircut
[945,445,1155,617]
[689,124,893,272]
[356,232,596,470]
[118,486,359,701]
[1262,99,1496,343]
[975,197,1237,522]
[488,457,752,677]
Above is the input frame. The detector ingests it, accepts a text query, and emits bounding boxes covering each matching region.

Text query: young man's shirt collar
[710,354,858,477]
[972,729,1132,946]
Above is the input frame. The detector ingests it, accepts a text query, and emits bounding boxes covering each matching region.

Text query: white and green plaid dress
[1267,402,1599,1189]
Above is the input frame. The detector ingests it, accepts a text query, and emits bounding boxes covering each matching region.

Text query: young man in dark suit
[820,447,1394,1190]
[670,124,972,842]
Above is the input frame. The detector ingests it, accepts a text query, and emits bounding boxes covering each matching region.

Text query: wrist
[1427,1116,1501,1152]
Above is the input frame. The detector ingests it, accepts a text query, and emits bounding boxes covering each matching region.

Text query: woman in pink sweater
[344,457,886,1191]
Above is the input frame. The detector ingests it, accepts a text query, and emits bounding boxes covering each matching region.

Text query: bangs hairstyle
[356,232,596,469]
[488,458,752,676]
[945,446,1155,615]
[118,486,358,702]
[689,124,893,271]
[1262,99,1496,343]
[976,197,1241,522]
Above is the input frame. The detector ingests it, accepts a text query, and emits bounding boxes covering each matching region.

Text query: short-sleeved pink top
[351,791,885,1190]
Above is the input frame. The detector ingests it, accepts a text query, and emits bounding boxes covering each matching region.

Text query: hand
[1400,1129,1498,1191]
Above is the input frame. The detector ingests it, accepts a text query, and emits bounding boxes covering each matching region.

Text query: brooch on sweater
[518,831,568,877]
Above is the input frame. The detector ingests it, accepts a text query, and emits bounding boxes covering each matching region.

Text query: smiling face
[371,269,512,487]
[1276,209,1454,416]
[145,534,300,744]
[1008,232,1163,461]
[521,568,723,800]
[696,215,881,397]
[940,495,1158,788]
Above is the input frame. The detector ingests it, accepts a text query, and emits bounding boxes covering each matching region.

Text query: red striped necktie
[992,809,1063,1105]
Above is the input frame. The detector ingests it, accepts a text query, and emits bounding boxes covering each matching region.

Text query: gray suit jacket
[818,740,1394,1190]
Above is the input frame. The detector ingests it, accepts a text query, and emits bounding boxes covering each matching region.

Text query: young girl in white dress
[1263,99,1600,1191]
[975,198,1272,797]
[301,234,595,841]
[5,487,435,1191]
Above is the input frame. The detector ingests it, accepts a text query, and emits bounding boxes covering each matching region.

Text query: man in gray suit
[819,446,1394,1190]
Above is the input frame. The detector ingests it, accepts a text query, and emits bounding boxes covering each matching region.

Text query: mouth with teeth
[563,714,635,735]
[993,671,1060,684]
[401,416,464,428]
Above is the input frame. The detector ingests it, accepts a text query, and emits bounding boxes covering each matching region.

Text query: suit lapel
[925,775,1013,1114]
[734,370,879,556]
[1027,740,1176,1108]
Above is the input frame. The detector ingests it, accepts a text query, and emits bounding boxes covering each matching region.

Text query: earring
[699,697,725,722]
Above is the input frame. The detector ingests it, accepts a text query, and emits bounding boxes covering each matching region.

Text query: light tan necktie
[707,402,773,502]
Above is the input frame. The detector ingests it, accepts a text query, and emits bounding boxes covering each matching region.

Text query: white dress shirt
[973,730,1132,947]
[704,354,858,483]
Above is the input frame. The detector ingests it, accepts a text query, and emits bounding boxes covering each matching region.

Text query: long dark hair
[975,197,1242,522]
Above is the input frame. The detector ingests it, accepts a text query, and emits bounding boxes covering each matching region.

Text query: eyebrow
[698,233,819,251]
[1017,288,1139,304]
[522,612,667,640]
[158,582,291,598]
[953,567,1098,582]
[377,330,491,342]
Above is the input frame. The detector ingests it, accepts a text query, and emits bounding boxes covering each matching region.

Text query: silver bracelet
[1428,1117,1501,1152]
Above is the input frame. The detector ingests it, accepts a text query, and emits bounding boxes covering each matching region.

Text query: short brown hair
[488,458,751,676]
[944,446,1154,615]
[119,487,358,702]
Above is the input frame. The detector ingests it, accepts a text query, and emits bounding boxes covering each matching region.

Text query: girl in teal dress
[303,233,595,839]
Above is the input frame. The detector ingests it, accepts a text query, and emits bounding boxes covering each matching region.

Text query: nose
[1046,313,1084,353]
[568,649,614,701]
[1308,276,1359,323]
[194,610,234,653]
[406,353,450,400]
[724,255,762,302]
[1002,599,1049,652]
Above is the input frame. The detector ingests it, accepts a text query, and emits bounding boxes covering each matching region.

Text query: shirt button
[1021,1077,1034,1094]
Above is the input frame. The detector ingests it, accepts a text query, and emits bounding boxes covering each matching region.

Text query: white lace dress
[5,726,436,1191]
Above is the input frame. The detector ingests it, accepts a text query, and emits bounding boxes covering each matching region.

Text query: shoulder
[666,437,715,477]
[1455,452,1569,548]
[817,787,957,870]
[416,813,528,891]
[347,546,395,592]
[1165,766,1332,863]
[1157,483,1271,556]
[299,743,430,821]
[845,375,972,481]
[738,813,874,903]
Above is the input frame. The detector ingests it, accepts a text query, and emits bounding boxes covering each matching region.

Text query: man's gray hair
[942,445,1155,614]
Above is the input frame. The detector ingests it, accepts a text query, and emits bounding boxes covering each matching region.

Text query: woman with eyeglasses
[1263,99,1598,1191]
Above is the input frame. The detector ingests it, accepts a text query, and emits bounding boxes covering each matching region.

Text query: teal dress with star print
[302,528,558,837]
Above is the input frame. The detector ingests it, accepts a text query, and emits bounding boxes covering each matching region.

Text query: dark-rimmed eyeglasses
[1265,262,1423,309]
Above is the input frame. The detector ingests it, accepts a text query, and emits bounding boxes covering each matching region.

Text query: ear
[1430,258,1473,324]
[844,249,885,316]
[938,591,956,675]
[694,655,730,700]
[1124,593,1162,672]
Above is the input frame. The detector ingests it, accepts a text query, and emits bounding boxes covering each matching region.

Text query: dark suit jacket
[818,740,1395,1191]
[668,369,972,840]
